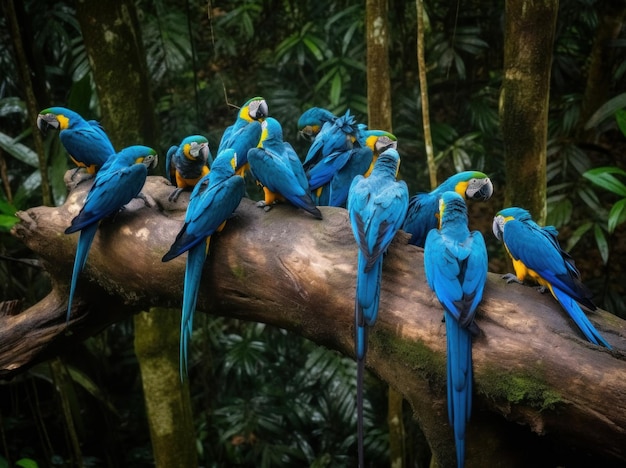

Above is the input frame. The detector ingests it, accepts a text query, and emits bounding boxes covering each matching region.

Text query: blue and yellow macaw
[297,106,337,141]
[347,148,408,466]
[424,191,488,468]
[403,171,494,248]
[37,107,115,179]
[65,145,158,322]
[324,130,398,208]
[165,135,212,202]
[303,110,364,195]
[492,207,612,349]
[218,97,268,177]
[162,149,246,376]
[248,117,322,219]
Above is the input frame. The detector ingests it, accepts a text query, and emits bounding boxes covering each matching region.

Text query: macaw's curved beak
[36,113,60,135]
[473,178,494,201]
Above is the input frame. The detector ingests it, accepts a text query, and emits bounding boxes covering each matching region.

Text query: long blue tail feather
[180,239,210,378]
[446,309,473,468]
[552,287,611,349]
[67,223,99,324]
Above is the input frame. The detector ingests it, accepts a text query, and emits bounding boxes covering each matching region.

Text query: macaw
[303,109,364,187]
[347,148,409,466]
[324,130,398,208]
[65,145,158,322]
[248,117,322,219]
[424,191,488,468]
[37,107,116,180]
[218,97,268,177]
[403,171,494,248]
[165,135,212,202]
[162,149,246,376]
[492,207,612,349]
[297,106,337,141]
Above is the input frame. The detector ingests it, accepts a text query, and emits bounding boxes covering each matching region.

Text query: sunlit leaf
[616,109,626,137]
[584,92,626,130]
[608,199,626,234]
[0,131,39,167]
[565,221,592,251]
[583,167,626,197]
[594,223,609,264]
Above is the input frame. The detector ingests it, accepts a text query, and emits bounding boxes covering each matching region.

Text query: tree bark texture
[499,0,558,223]
[366,0,392,132]
[75,0,158,150]
[5,174,626,467]
[134,308,198,468]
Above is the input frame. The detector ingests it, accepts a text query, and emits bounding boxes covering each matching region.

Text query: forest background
[0,0,625,467]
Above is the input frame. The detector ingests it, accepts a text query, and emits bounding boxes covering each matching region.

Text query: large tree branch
[5,174,626,467]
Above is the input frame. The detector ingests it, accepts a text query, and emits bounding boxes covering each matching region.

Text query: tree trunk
[134,308,198,468]
[74,2,195,466]
[499,0,558,223]
[366,3,409,466]
[5,175,626,468]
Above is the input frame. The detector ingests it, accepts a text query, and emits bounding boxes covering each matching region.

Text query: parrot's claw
[137,192,156,208]
[168,188,183,202]
[536,285,548,294]
[502,273,523,284]
[256,200,273,212]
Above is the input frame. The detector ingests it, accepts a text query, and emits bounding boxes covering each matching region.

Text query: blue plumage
[37,107,115,177]
[403,171,494,247]
[248,117,322,219]
[347,147,408,466]
[218,97,267,176]
[424,191,487,468]
[162,149,246,376]
[492,207,611,348]
[65,145,158,323]
[165,135,212,202]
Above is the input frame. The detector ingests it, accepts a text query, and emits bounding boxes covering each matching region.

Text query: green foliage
[190,319,388,466]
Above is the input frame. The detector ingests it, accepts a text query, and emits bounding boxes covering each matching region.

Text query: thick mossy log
[5,173,626,467]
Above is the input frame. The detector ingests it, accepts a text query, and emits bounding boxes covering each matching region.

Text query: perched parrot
[323,130,398,208]
[165,135,212,202]
[424,191,488,468]
[218,97,268,176]
[162,149,246,376]
[37,106,115,179]
[65,145,158,323]
[248,117,322,219]
[297,106,337,141]
[303,109,364,189]
[403,171,494,248]
[347,148,409,466]
[492,207,611,349]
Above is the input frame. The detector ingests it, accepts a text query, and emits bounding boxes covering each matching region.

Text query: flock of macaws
[37,97,612,468]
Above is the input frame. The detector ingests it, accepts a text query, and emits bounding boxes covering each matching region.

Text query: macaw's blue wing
[64,145,157,323]
[37,107,115,175]
[347,148,409,468]
[424,192,487,468]
[224,121,263,176]
[404,171,493,248]
[499,216,610,348]
[328,146,374,208]
[162,150,246,377]
[165,145,178,183]
[402,192,440,247]
[248,146,322,219]
[306,148,353,191]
